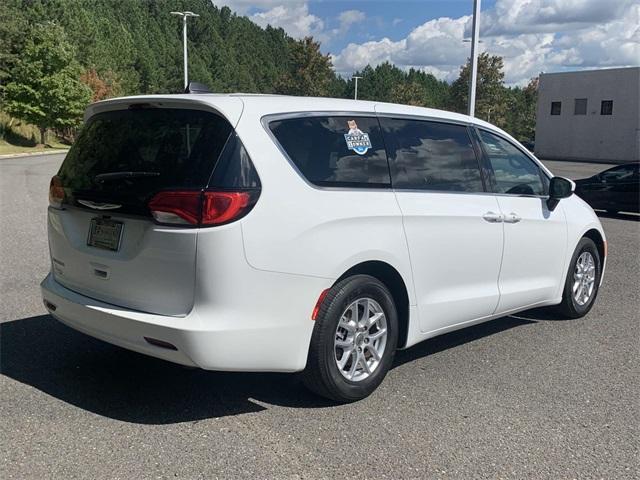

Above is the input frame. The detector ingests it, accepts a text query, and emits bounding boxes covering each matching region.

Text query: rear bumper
[41,272,321,372]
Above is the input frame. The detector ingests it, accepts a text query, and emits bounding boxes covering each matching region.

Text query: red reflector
[312,288,330,320]
[49,175,65,207]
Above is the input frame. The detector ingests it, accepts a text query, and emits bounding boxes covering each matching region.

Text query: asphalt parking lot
[1,154,638,479]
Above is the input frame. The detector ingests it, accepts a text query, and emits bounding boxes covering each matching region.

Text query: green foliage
[3,23,92,144]
[276,37,334,96]
[390,82,427,106]
[447,53,537,140]
[504,77,539,141]
[450,53,506,120]
[0,0,537,142]
[346,63,451,110]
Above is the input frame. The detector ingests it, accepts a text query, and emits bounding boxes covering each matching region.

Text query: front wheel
[302,275,398,402]
[556,237,602,318]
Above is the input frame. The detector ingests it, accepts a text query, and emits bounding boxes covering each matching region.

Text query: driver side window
[479,130,546,196]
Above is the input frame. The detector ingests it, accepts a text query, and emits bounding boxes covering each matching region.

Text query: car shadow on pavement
[1,313,535,424]
[595,210,639,221]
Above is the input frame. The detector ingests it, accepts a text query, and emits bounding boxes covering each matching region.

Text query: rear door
[476,129,567,314]
[49,105,234,315]
[379,117,504,334]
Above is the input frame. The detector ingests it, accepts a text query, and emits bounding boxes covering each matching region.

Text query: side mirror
[547,176,574,211]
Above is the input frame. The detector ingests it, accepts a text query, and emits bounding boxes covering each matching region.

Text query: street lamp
[170,11,199,90]
[467,0,481,117]
[352,76,362,100]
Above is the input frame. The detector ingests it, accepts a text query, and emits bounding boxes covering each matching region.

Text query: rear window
[58,108,234,215]
[269,116,391,188]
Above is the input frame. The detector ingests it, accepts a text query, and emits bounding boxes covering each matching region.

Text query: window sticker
[344,120,372,155]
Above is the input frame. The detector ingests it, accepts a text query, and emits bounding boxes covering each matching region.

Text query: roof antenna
[185,82,212,94]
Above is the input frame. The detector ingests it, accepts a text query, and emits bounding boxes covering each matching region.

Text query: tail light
[148,190,259,227]
[49,175,65,208]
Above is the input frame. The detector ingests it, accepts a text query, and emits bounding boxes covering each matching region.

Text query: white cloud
[337,10,365,34]
[328,9,366,39]
[214,0,639,85]
[249,3,325,39]
[333,0,640,85]
[211,0,294,15]
[471,0,636,36]
[332,16,469,81]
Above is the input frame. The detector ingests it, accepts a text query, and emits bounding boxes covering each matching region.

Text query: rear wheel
[303,275,398,402]
[556,237,601,318]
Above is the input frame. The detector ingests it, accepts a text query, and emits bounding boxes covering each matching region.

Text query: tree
[80,69,122,102]
[0,1,28,84]
[275,37,334,96]
[449,53,507,126]
[349,62,406,102]
[406,68,450,108]
[3,23,91,144]
[390,82,427,106]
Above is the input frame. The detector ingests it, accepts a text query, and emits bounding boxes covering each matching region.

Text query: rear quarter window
[268,116,391,188]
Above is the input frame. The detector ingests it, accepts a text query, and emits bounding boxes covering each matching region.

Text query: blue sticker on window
[344,120,372,155]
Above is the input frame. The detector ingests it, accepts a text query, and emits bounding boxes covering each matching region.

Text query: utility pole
[467,0,481,117]
[170,11,199,90]
[352,76,362,100]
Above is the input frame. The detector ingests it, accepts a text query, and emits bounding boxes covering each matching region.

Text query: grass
[0,112,70,155]
[0,140,69,155]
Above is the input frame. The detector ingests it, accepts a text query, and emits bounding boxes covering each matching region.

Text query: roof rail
[184,82,212,94]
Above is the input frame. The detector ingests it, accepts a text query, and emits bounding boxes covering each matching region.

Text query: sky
[212,0,640,86]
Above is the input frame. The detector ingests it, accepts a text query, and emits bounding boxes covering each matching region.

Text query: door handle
[504,213,522,224]
[482,211,503,223]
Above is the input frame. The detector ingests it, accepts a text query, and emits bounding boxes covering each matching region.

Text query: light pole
[352,76,362,100]
[467,0,481,117]
[170,11,199,90]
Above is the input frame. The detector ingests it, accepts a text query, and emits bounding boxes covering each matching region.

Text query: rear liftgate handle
[482,211,504,223]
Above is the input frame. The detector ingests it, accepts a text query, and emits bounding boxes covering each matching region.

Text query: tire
[302,275,398,403]
[556,237,602,319]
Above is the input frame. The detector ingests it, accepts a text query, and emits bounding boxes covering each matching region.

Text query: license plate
[87,218,123,251]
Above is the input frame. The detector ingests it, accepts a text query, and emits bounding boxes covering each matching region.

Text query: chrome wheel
[573,251,596,306]
[334,298,388,382]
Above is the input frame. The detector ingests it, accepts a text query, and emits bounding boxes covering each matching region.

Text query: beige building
[534,67,640,163]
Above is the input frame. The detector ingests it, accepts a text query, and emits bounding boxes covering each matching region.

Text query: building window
[550,102,561,115]
[574,98,587,115]
[601,100,613,115]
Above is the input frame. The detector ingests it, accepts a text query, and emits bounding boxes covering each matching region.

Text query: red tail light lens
[148,190,257,227]
[49,175,65,207]
[201,192,250,225]
[148,191,202,225]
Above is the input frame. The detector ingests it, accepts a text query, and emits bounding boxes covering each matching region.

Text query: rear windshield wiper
[94,171,160,182]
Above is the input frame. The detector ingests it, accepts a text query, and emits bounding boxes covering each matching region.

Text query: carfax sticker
[344,120,372,155]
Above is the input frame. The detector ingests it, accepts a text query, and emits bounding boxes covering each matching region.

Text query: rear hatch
[49,101,236,315]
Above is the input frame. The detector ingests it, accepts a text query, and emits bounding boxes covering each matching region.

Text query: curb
[0,149,69,159]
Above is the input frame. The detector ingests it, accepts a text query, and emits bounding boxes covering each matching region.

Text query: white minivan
[42,93,606,402]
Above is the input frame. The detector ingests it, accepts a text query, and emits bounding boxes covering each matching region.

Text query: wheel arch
[335,261,411,349]
[582,228,606,264]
